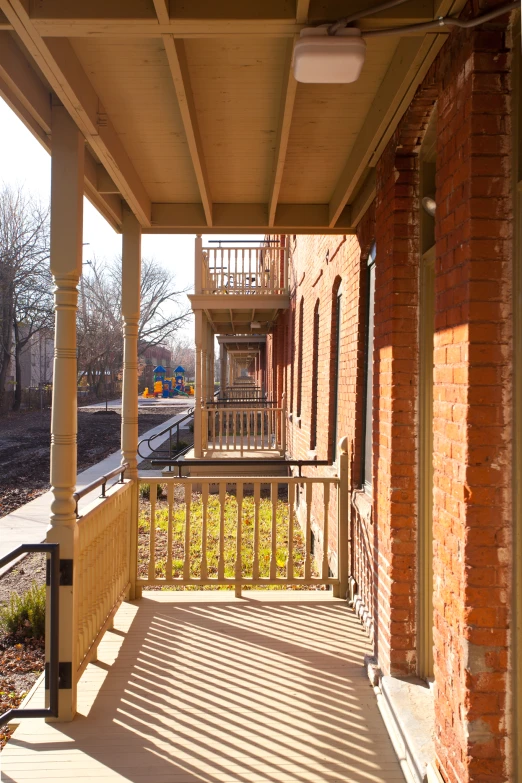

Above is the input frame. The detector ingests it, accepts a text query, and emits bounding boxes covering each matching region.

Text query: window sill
[353,489,373,524]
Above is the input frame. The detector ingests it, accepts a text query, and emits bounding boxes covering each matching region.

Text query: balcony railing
[136,467,348,596]
[202,244,287,295]
[75,481,132,676]
[220,386,263,400]
[204,402,286,456]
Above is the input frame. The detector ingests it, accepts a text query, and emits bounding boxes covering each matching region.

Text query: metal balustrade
[0,543,59,728]
[201,244,287,295]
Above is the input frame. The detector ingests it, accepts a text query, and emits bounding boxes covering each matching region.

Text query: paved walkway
[81,397,193,411]
[2,592,406,782]
[0,410,191,575]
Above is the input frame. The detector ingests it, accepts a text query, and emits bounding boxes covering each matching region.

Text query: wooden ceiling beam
[150,202,356,234]
[329,34,446,227]
[0,31,122,230]
[153,1,212,224]
[0,0,151,226]
[268,37,298,227]
[27,0,435,36]
[152,0,170,26]
[349,169,376,228]
[162,37,213,225]
[0,31,51,133]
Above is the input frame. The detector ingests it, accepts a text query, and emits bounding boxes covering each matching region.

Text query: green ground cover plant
[138,490,316,589]
[0,583,46,638]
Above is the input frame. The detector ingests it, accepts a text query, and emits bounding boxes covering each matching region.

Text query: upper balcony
[188,238,290,335]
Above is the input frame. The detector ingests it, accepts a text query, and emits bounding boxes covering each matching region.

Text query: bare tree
[168,335,195,378]
[0,185,51,411]
[77,256,190,395]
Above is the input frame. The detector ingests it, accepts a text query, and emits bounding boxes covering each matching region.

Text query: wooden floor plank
[1,592,405,782]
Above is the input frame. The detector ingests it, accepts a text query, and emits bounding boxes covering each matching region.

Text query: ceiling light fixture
[293,1,518,83]
[250,321,261,329]
[293,26,366,84]
[422,197,436,218]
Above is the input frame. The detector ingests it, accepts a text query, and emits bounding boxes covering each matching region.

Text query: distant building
[138,342,172,391]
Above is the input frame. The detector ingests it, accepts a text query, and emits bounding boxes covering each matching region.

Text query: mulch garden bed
[0,406,181,519]
[0,634,45,749]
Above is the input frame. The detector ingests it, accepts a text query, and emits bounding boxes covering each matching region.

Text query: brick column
[432,27,513,783]
[374,142,420,677]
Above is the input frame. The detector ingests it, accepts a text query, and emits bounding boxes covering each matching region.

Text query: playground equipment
[142,365,191,398]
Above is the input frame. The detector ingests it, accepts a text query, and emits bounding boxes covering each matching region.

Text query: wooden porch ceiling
[0,0,464,234]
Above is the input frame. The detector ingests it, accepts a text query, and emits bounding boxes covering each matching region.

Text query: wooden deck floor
[2,592,405,782]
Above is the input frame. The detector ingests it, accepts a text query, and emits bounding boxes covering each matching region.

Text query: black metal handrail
[0,543,59,728]
[73,462,128,518]
[137,408,194,460]
[209,399,275,408]
[149,457,330,478]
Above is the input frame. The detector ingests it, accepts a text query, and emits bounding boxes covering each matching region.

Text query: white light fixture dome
[293,26,366,84]
[250,321,261,329]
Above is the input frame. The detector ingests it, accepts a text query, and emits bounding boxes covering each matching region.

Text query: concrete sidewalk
[0,409,192,576]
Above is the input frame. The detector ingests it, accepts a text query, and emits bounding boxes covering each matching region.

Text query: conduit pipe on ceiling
[327,0,519,38]
[327,0,409,35]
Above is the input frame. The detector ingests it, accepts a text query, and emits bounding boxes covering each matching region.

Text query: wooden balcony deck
[2,592,405,782]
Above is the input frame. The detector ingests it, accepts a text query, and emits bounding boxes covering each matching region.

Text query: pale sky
[0,98,262,342]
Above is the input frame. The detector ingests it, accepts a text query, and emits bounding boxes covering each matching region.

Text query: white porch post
[121,206,141,600]
[194,309,203,457]
[47,106,84,721]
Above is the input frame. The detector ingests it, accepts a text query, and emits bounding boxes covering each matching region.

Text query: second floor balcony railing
[201,243,287,296]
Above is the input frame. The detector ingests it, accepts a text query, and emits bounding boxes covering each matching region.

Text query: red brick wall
[268,226,373,571]
[265,7,516,781]
[430,24,513,783]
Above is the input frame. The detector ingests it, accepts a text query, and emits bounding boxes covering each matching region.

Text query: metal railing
[210,398,275,408]
[73,463,128,518]
[151,457,330,477]
[137,408,194,460]
[0,543,59,728]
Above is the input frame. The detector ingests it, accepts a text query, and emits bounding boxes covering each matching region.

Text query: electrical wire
[362,1,520,38]
[327,0,519,37]
[327,0,409,35]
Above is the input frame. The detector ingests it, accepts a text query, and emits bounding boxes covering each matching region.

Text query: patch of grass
[138,491,315,589]
[0,583,46,638]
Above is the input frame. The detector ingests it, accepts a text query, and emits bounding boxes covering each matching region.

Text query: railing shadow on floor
[3,594,404,783]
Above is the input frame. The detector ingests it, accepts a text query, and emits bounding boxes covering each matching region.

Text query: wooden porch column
[121,206,141,600]
[220,343,227,392]
[195,234,203,294]
[194,309,203,457]
[207,320,214,400]
[47,105,84,721]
